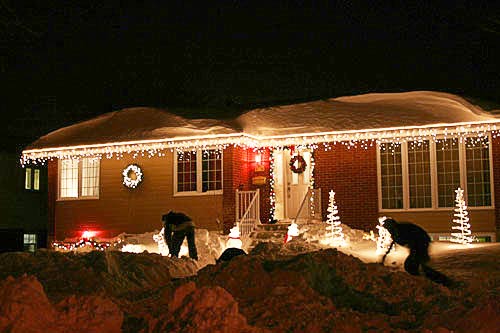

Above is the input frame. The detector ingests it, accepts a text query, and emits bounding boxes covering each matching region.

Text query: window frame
[23,233,37,252]
[377,134,494,212]
[58,158,100,200]
[173,149,223,196]
[24,167,41,191]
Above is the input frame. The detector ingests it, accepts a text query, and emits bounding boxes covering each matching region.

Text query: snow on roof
[25,107,240,150]
[22,91,500,160]
[237,91,496,136]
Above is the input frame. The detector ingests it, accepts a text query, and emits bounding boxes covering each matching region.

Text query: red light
[81,230,97,239]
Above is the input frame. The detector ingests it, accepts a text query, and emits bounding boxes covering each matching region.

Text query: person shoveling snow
[380,217,453,287]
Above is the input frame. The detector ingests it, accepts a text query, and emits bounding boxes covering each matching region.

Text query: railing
[293,188,322,224]
[236,189,260,237]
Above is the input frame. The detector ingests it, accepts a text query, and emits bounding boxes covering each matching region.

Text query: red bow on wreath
[289,155,307,174]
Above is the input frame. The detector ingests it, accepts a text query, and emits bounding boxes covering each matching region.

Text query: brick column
[492,136,500,238]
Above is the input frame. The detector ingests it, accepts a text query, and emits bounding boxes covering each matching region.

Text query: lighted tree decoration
[226,224,243,249]
[325,190,346,247]
[153,228,170,256]
[451,187,473,244]
[376,216,394,255]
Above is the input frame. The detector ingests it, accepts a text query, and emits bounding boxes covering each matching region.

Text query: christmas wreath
[289,155,307,174]
[122,164,143,188]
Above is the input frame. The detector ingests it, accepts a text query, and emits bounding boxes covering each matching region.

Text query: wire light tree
[325,190,346,247]
[376,216,394,255]
[451,187,473,244]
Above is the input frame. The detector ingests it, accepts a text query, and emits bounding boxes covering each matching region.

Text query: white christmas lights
[324,190,346,247]
[122,164,143,188]
[376,216,394,255]
[153,227,170,256]
[21,121,500,165]
[269,150,276,223]
[450,188,474,245]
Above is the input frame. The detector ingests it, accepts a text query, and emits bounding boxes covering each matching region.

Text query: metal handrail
[236,189,260,237]
[293,188,322,224]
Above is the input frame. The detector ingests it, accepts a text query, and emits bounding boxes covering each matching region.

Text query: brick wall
[249,148,271,224]
[222,147,272,233]
[492,136,500,234]
[222,146,251,233]
[47,159,57,243]
[314,144,379,231]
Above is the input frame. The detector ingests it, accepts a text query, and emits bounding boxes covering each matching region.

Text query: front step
[245,222,291,250]
[245,220,325,251]
[253,222,291,232]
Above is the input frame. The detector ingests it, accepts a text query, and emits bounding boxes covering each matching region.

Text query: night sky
[1,1,499,152]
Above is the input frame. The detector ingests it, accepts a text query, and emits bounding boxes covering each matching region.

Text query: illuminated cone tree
[376,216,394,255]
[451,187,473,244]
[326,190,346,247]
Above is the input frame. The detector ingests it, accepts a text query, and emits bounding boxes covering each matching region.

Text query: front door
[273,149,312,220]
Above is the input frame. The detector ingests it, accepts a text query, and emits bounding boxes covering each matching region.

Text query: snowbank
[0,226,499,332]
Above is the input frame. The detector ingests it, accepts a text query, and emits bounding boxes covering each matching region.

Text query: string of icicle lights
[21,122,500,165]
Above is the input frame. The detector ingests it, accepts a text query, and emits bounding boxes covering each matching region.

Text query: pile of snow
[0,225,499,332]
[0,275,123,333]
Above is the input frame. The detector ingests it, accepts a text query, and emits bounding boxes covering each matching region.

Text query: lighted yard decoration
[122,164,143,188]
[52,230,120,251]
[451,187,473,244]
[324,190,346,247]
[376,216,394,255]
[153,227,170,256]
[226,224,243,249]
[284,222,300,243]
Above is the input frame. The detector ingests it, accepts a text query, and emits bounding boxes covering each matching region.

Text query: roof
[22,91,500,163]
[25,107,240,150]
[238,91,495,136]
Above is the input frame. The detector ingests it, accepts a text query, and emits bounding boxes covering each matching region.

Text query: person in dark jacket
[162,211,198,260]
[381,217,452,286]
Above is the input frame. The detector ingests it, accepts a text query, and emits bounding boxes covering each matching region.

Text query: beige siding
[55,153,223,239]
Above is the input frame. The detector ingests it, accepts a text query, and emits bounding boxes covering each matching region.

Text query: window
[24,167,40,191]
[379,136,492,210]
[466,137,491,206]
[436,139,460,207]
[24,233,37,252]
[59,158,100,199]
[202,150,222,191]
[81,158,100,197]
[380,143,403,209]
[175,149,222,194]
[407,141,432,208]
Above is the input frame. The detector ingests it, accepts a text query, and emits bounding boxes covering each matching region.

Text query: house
[21,91,500,244]
[1,151,48,251]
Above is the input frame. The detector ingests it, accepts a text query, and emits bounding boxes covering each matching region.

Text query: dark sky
[1,1,499,152]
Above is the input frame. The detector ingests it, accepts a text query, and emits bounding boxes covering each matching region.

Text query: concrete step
[249,230,288,240]
[254,222,291,231]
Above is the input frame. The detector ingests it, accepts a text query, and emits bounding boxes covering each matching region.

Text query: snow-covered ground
[0,223,499,332]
